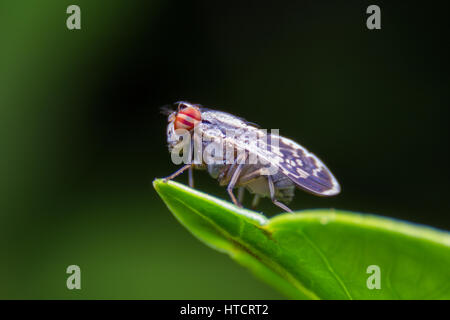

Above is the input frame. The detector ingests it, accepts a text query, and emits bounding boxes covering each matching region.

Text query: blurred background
[0,0,449,299]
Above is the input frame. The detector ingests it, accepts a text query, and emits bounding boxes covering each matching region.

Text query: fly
[162,101,340,212]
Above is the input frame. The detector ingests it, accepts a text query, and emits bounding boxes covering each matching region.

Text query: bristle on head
[160,105,175,116]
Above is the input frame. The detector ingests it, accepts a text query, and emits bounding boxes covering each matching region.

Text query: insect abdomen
[272,173,295,203]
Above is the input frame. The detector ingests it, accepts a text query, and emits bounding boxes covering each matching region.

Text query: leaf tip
[152,178,166,194]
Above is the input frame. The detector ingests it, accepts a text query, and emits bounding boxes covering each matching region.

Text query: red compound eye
[174,106,201,130]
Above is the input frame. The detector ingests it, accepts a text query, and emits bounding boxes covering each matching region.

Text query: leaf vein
[299,230,353,300]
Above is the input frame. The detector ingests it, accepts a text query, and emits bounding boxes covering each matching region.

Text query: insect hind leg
[273,199,293,213]
[268,175,293,213]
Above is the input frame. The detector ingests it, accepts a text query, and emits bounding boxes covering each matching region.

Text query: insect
[162,101,340,212]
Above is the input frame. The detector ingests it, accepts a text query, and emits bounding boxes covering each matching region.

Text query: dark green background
[0,1,448,299]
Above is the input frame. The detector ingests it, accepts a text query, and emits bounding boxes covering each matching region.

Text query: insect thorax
[191,120,295,204]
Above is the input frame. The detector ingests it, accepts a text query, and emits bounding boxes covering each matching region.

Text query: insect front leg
[188,137,195,188]
[268,175,293,213]
[188,166,194,188]
[163,164,192,182]
[165,137,195,187]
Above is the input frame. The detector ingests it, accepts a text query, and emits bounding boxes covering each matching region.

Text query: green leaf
[153,179,450,300]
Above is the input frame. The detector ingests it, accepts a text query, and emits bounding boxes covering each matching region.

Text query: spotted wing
[197,109,340,196]
[266,134,341,196]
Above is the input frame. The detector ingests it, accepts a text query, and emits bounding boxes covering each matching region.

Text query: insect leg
[251,194,260,209]
[238,168,265,183]
[188,166,194,188]
[238,168,266,209]
[188,137,194,188]
[163,164,192,182]
[238,187,245,205]
[226,154,247,208]
[227,164,244,207]
[234,168,265,209]
[268,175,293,213]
